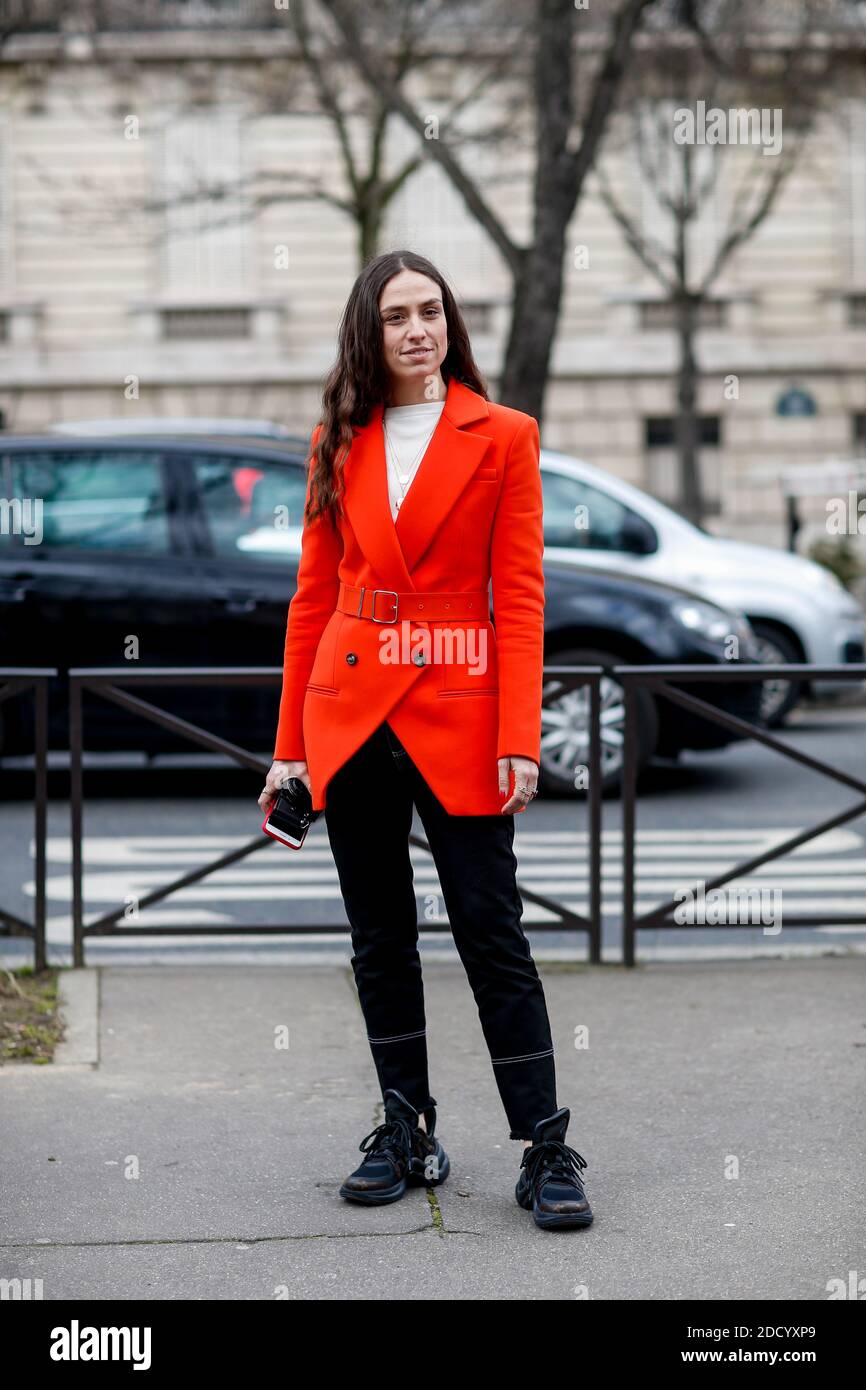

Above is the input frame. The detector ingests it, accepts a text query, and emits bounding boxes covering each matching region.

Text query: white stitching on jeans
[490,1048,555,1065]
[367,1028,427,1044]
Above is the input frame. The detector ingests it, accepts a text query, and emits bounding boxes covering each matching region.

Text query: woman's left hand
[498,756,539,814]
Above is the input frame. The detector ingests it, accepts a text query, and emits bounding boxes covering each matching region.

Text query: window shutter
[159,109,249,296]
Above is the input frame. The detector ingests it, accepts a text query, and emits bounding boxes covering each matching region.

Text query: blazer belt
[337,582,490,623]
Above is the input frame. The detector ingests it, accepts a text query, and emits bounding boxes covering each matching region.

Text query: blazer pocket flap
[474,467,499,480]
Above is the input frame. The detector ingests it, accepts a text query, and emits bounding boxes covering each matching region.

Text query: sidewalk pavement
[1,957,863,1301]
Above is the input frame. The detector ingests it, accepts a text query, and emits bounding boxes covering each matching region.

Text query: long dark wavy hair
[304,250,489,530]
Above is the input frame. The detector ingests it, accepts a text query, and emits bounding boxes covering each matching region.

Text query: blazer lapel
[341,376,494,592]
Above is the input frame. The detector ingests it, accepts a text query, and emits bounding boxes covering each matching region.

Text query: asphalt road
[3,700,866,967]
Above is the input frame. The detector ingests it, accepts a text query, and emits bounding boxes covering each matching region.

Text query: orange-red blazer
[272,375,545,815]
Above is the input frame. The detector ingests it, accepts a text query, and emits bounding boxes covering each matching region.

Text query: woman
[258,250,592,1232]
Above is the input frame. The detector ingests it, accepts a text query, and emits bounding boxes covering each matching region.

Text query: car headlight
[672,598,754,650]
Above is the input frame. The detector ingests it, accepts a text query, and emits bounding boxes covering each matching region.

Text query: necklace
[383,415,440,511]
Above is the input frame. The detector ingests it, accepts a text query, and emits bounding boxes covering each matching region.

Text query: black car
[0,433,763,794]
[539,558,762,793]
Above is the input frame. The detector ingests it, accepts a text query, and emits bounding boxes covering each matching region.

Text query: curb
[52,967,99,1068]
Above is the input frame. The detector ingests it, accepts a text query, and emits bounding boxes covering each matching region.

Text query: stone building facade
[0,6,864,553]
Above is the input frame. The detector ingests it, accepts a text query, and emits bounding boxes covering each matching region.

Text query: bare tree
[281,0,528,266]
[591,0,852,522]
[3,1,654,426]
[321,0,656,420]
[1,2,531,290]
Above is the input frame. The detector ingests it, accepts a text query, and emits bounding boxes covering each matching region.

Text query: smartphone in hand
[262,777,320,850]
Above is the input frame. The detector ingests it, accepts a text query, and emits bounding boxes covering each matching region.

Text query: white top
[382,400,446,520]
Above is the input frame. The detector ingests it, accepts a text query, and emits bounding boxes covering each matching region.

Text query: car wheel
[539,647,659,797]
[748,622,803,727]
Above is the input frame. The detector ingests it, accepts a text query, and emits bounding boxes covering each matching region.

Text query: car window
[5,450,171,553]
[0,453,25,549]
[542,470,652,551]
[191,455,307,563]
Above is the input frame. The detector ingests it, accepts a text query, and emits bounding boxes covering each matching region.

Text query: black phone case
[263,778,320,849]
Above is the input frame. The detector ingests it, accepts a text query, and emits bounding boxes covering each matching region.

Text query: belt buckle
[370,588,399,623]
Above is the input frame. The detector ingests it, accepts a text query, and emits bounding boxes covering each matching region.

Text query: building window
[459,301,496,335]
[645,416,721,448]
[155,2,260,25]
[644,415,722,513]
[385,117,491,284]
[848,294,866,327]
[639,300,727,331]
[161,307,251,340]
[854,413,866,451]
[158,109,249,298]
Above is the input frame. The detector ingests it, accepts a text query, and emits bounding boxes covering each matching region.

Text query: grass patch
[0,967,65,1064]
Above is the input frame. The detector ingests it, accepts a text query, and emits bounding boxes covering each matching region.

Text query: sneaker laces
[522,1139,588,1193]
[358,1114,416,1166]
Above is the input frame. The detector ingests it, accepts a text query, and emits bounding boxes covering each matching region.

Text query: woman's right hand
[258,759,311,814]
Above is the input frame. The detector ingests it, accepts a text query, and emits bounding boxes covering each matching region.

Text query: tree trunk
[358,197,383,267]
[498,235,565,420]
[674,292,703,523]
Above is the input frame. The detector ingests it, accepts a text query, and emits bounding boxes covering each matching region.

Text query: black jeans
[323,718,558,1141]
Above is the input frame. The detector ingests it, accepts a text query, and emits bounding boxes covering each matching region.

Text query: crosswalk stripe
[29,827,866,932]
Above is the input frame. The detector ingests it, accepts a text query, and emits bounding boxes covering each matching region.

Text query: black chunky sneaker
[339,1088,450,1205]
[515,1106,593,1230]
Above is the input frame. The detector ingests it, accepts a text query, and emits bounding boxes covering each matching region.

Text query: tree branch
[320,0,523,274]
